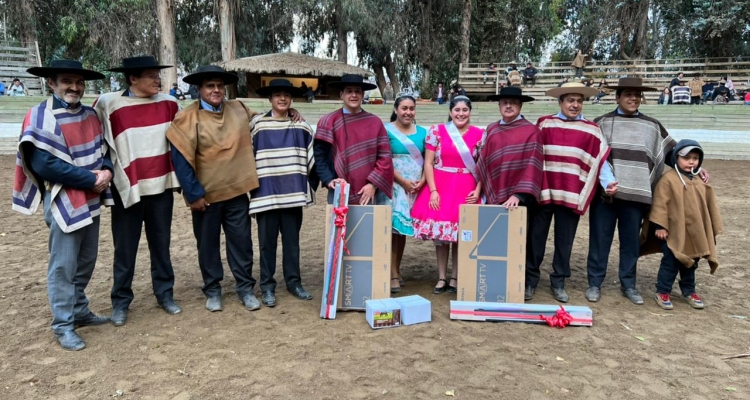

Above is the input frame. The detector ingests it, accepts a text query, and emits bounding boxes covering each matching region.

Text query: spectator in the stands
[483,62,496,84]
[669,72,683,89]
[557,77,569,87]
[505,61,517,78]
[571,49,587,78]
[0,80,6,95]
[744,91,750,105]
[712,80,731,103]
[702,80,715,104]
[722,75,735,97]
[592,78,610,104]
[671,79,691,104]
[523,63,538,87]
[658,87,672,105]
[8,78,28,96]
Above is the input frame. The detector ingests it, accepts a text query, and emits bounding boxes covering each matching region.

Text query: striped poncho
[477,118,544,205]
[249,112,316,214]
[536,115,610,215]
[93,91,180,208]
[594,110,676,205]
[315,109,393,204]
[12,98,113,233]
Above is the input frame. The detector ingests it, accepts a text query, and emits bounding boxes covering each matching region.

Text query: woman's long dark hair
[390,95,417,122]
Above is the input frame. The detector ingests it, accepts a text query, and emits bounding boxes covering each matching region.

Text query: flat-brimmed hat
[545,82,599,98]
[603,77,658,92]
[256,79,305,97]
[182,65,238,86]
[108,56,172,73]
[27,60,104,81]
[328,74,377,91]
[487,86,535,102]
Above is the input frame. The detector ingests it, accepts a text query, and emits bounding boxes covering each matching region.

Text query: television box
[325,205,392,310]
[366,298,402,329]
[393,295,431,326]
[457,205,527,304]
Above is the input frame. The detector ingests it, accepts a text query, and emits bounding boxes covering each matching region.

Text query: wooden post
[219,0,237,99]
[34,41,44,96]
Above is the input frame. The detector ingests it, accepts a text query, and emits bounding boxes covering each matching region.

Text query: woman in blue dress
[377,95,427,293]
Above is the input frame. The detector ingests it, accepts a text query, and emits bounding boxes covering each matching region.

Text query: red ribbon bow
[540,306,574,328]
[333,206,350,255]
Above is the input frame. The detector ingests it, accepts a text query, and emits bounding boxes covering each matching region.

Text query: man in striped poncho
[526,83,614,303]
[249,79,318,307]
[585,77,708,305]
[94,56,182,326]
[13,60,112,350]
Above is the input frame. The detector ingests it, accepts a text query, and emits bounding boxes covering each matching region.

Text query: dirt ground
[0,156,749,400]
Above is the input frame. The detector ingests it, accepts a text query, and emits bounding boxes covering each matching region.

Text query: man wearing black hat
[12,60,112,350]
[165,65,262,312]
[249,79,317,307]
[314,74,394,205]
[94,56,182,326]
[586,77,708,305]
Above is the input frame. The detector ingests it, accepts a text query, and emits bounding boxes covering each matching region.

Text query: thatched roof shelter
[219,52,372,77]
[219,52,373,99]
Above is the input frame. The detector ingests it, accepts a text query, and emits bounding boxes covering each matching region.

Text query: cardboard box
[325,205,392,310]
[365,298,402,329]
[393,295,432,326]
[457,205,527,304]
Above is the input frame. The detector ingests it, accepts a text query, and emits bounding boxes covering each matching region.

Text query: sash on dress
[445,122,478,180]
[385,123,424,167]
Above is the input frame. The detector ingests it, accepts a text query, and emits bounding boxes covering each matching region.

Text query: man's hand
[358,183,376,205]
[92,170,112,193]
[327,178,347,190]
[655,229,669,240]
[699,169,710,183]
[190,197,210,212]
[289,108,305,123]
[604,181,619,196]
[501,195,520,210]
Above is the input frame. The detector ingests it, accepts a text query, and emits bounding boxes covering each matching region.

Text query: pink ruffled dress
[411,123,484,242]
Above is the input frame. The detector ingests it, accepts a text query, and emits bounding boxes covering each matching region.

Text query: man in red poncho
[313,74,394,205]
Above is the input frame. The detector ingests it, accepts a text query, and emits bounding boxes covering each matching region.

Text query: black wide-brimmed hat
[108,56,172,72]
[327,74,377,91]
[604,77,658,92]
[487,86,535,102]
[27,60,104,81]
[182,65,238,86]
[256,79,306,97]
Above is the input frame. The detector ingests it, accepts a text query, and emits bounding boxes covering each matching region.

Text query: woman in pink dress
[411,96,484,294]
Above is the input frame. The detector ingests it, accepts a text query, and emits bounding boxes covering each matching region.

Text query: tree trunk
[629,0,650,59]
[156,0,176,94]
[373,62,387,95]
[336,2,348,64]
[219,0,237,98]
[421,64,431,98]
[384,54,400,94]
[18,0,37,47]
[459,0,472,66]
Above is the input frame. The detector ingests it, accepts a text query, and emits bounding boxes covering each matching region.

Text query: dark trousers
[191,195,255,297]
[526,204,581,289]
[111,189,175,310]
[586,196,646,289]
[690,96,701,105]
[656,240,697,296]
[256,207,304,292]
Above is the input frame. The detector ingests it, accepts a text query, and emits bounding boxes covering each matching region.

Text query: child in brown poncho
[641,139,723,310]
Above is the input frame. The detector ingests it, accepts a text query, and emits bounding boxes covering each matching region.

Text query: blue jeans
[655,240,697,296]
[44,193,100,334]
[437,98,444,105]
[586,196,646,289]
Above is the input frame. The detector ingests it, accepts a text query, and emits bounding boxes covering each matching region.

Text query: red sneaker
[684,293,705,309]
[654,293,673,310]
